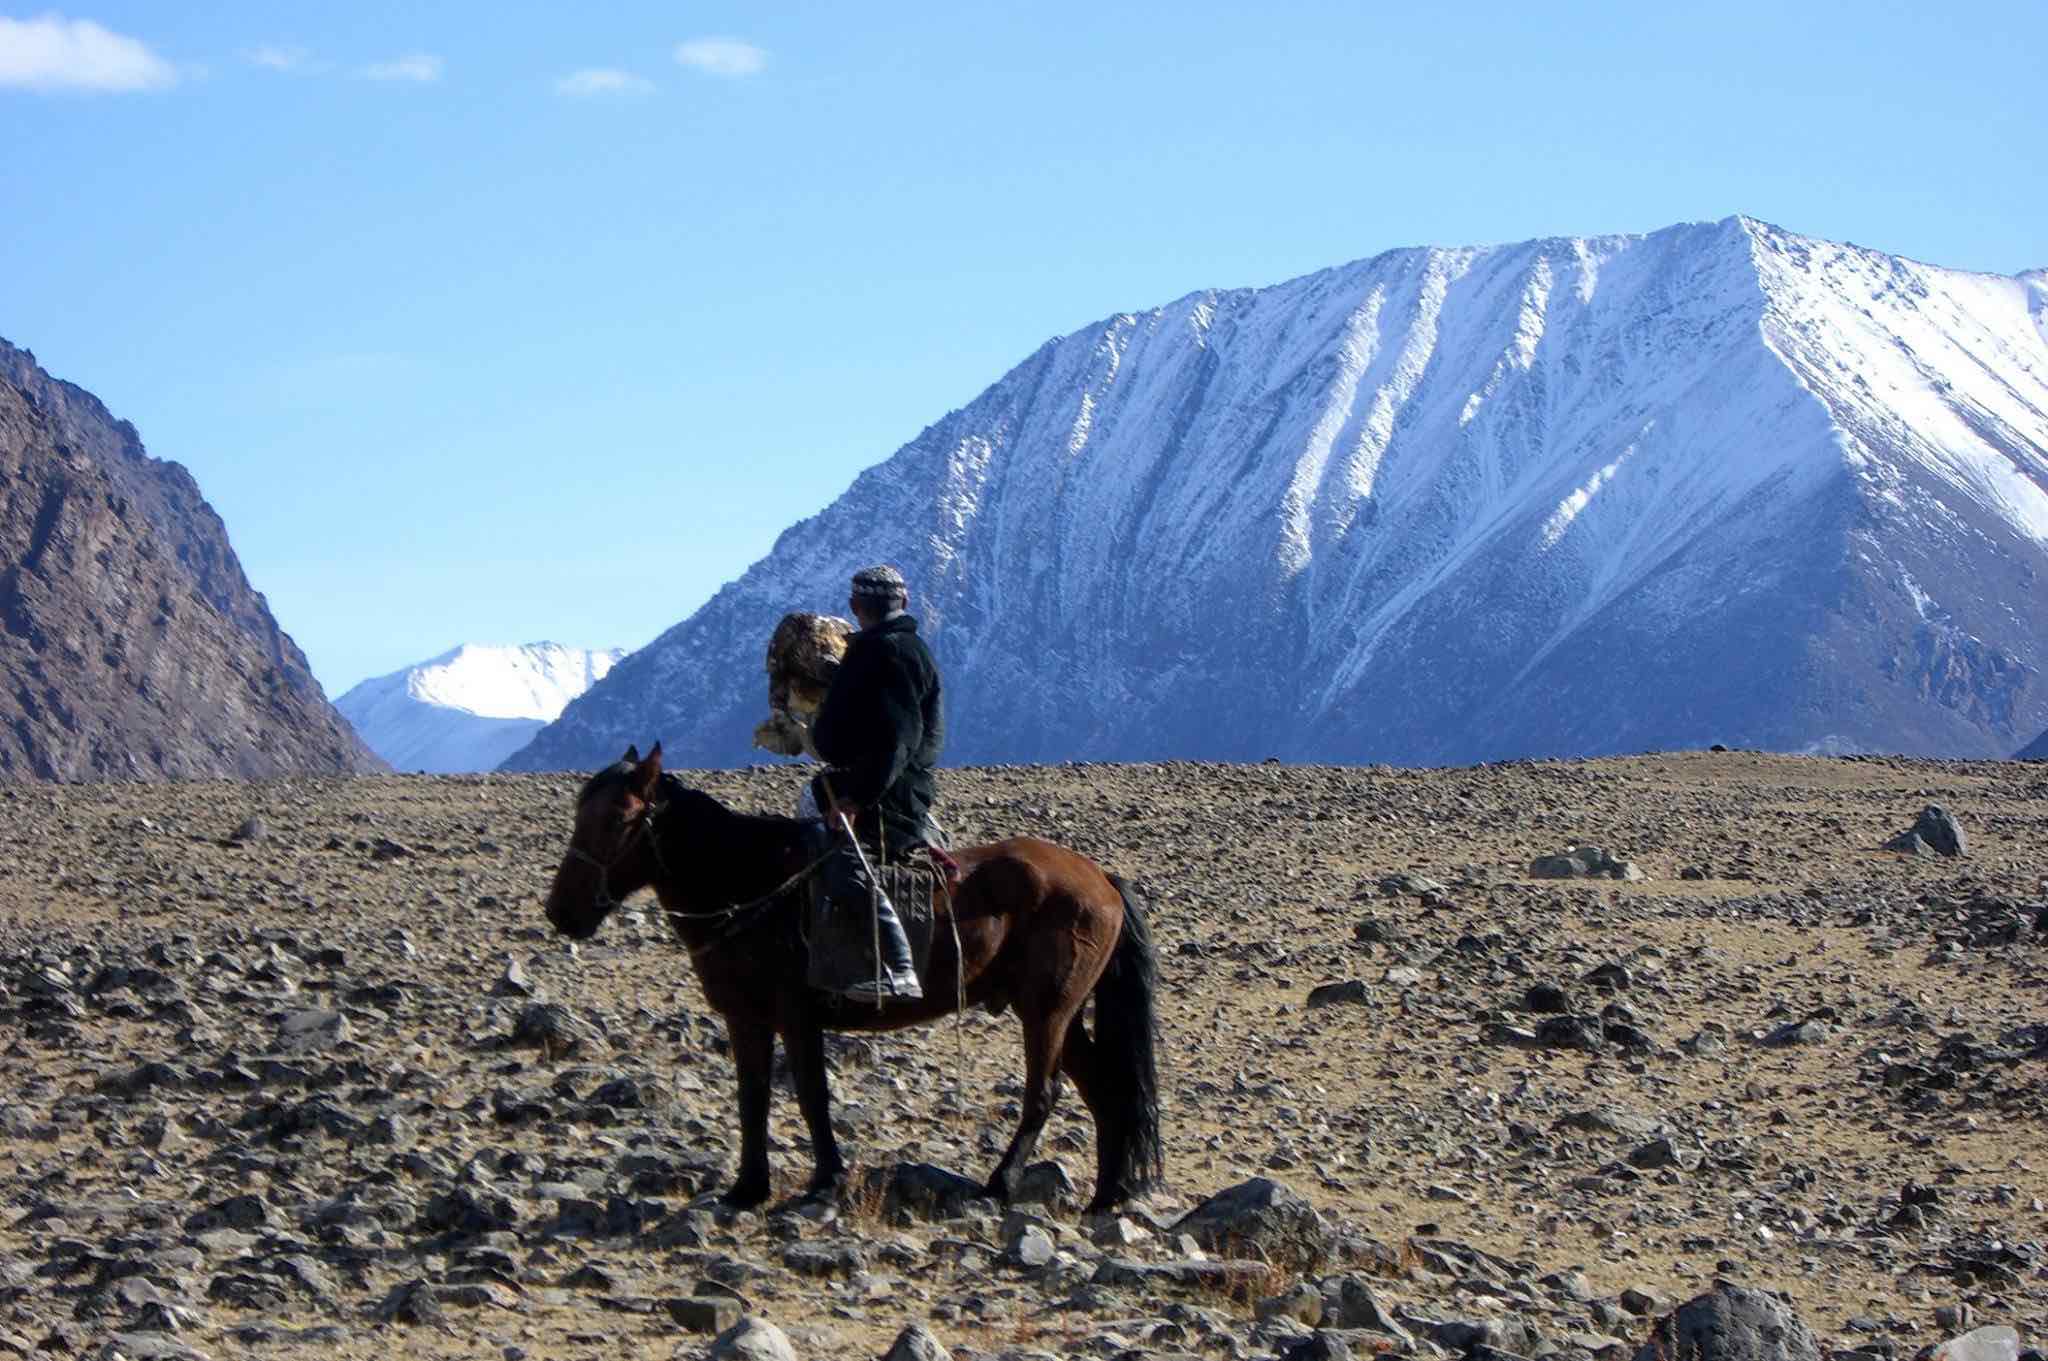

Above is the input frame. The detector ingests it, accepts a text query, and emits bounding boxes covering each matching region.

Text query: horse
[541,743,1164,1213]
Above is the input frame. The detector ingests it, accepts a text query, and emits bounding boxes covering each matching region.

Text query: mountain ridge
[504,218,2048,772]
[0,339,384,780]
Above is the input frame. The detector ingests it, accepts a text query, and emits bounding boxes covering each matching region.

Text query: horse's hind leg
[783,1010,846,1199]
[985,999,1076,1203]
[1057,1015,1123,1209]
[723,1019,775,1208]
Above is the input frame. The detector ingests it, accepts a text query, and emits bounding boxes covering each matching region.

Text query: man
[807,564,944,1002]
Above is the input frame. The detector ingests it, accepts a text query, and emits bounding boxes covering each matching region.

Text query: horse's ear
[631,742,662,800]
[621,744,640,765]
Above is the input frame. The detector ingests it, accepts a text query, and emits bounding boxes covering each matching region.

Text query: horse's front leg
[723,1019,776,1208]
[784,1004,846,1199]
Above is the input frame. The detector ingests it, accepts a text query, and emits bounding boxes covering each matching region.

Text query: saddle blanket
[804,860,948,995]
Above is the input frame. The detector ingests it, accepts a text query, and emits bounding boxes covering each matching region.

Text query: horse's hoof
[803,1176,847,1204]
[721,1180,770,1210]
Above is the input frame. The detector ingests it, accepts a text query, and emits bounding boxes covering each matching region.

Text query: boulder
[1307,980,1371,1009]
[1887,805,1966,857]
[1171,1177,1332,1269]
[710,1316,800,1361]
[1529,845,1645,880]
[1632,1284,1819,1361]
[881,1323,951,1361]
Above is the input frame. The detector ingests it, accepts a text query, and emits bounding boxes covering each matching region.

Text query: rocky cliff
[0,339,383,779]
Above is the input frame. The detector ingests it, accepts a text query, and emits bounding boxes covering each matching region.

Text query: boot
[841,887,922,1003]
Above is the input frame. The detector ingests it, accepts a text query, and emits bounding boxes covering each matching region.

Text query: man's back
[811,611,943,850]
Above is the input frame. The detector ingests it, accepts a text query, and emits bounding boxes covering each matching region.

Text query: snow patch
[1540,428,1648,550]
[338,643,624,773]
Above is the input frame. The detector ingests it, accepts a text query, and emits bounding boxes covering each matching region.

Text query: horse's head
[545,742,664,940]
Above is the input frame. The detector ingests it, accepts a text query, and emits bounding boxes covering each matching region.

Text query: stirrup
[840,972,922,1003]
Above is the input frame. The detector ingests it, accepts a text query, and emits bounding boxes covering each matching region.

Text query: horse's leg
[783,1008,846,1199]
[985,998,1076,1203]
[724,1018,776,1208]
[1057,1014,1122,1207]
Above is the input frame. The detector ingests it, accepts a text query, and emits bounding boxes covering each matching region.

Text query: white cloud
[359,52,441,83]
[243,44,309,72]
[0,13,177,92]
[673,37,765,78]
[554,67,653,97]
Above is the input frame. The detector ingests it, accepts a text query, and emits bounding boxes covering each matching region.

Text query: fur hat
[850,564,908,602]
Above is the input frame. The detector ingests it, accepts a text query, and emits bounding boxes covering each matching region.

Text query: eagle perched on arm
[752,612,854,757]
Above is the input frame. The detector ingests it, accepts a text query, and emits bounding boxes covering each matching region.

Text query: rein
[663,839,840,961]
[572,793,837,958]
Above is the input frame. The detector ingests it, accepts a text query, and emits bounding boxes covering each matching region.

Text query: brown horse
[542,743,1164,1213]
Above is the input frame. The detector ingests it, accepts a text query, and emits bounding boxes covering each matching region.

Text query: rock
[1381,965,1424,988]
[1929,1327,2019,1361]
[1323,1276,1413,1343]
[666,1297,744,1334]
[370,838,414,861]
[376,1279,445,1326]
[1632,1285,1820,1361]
[493,958,536,997]
[1762,1018,1829,1047]
[99,1335,212,1361]
[1537,1014,1605,1050]
[881,1323,950,1361]
[1530,845,1642,879]
[274,1008,349,1053]
[99,1062,188,1098]
[863,1162,990,1221]
[1378,873,1448,897]
[510,1002,589,1056]
[709,1316,800,1361]
[1258,1283,1326,1325]
[782,1243,865,1277]
[1353,918,1400,944]
[1171,1177,1332,1270]
[1620,1287,1665,1316]
[1092,1258,1270,1291]
[1931,1305,1975,1333]
[1005,1224,1056,1268]
[1627,1137,1701,1172]
[185,1193,270,1232]
[1280,1333,1354,1361]
[422,1187,520,1236]
[1307,980,1371,1009]
[1012,1159,1075,1208]
[1524,982,1572,1013]
[1585,961,1632,990]
[228,816,266,844]
[1887,805,1966,857]
[1089,1215,1148,1247]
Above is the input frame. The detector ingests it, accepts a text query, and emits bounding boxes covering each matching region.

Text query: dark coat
[809,613,944,850]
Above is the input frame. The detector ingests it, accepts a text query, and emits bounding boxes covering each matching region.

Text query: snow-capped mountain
[339,644,624,774]
[504,218,2048,772]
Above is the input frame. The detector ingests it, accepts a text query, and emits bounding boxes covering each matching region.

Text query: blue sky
[4,2,2043,696]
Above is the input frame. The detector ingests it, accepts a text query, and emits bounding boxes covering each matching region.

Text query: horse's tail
[1092,873,1165,1208]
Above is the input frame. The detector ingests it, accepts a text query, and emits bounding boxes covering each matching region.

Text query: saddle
[802,850,951,996]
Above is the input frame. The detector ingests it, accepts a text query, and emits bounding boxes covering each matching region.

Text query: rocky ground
[0,751,2041,1361]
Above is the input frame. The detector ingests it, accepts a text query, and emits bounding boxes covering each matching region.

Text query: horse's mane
[576,765,811,843]
[656,774,811,834]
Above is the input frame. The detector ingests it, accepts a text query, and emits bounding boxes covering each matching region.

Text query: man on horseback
[807,564,944,1003]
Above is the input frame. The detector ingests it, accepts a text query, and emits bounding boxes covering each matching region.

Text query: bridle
[564,798,668,916]
[562,792,838,950]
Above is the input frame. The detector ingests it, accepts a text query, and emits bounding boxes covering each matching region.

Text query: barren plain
[0,751,2041,1361]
